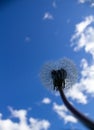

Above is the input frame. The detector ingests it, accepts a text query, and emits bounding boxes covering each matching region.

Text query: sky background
[0,0,94,130]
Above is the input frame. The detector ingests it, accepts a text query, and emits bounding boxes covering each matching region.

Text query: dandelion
[40,58,77,91]
[40,57,94,130]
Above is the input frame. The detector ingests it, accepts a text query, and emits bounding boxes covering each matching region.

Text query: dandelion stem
[58,87,94,130]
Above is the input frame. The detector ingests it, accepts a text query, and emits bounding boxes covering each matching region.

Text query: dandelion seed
[40,57,78,91]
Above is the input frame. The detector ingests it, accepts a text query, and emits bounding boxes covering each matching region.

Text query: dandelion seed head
[40,58,78,91]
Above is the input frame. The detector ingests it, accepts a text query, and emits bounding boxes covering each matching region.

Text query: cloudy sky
[0,0,94,130]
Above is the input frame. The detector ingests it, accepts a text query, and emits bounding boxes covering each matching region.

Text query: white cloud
[78,0,94,7]
[69,15,94,104]
[66,58,94,104]
[91,2,94,7]
[0,107,50,130]
[30,118,50,130]
[42,97,51,104]
[53,103,77,124]
[76,16,94,33]
[43,12,53,20]
[71,15,94,37]
[79,59,94,95]
[66,84,87,104]
[71,15,94,58]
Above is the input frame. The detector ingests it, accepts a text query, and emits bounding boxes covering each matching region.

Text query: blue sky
[0,0,94,130]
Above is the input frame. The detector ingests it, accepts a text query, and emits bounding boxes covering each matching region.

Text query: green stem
[58,87,94,130]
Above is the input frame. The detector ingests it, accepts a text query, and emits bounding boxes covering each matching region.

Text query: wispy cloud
[25,36,31,43]
[78,0,94,7]
[78,0,89,3]
[52,1,57,8]
[0,107,50,130]
[42,97,51,104]
[53,103,77,124]
[43,12,54,20]
[69,15,94,104]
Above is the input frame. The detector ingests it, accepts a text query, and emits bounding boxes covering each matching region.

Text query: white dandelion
[40,57,78,91]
